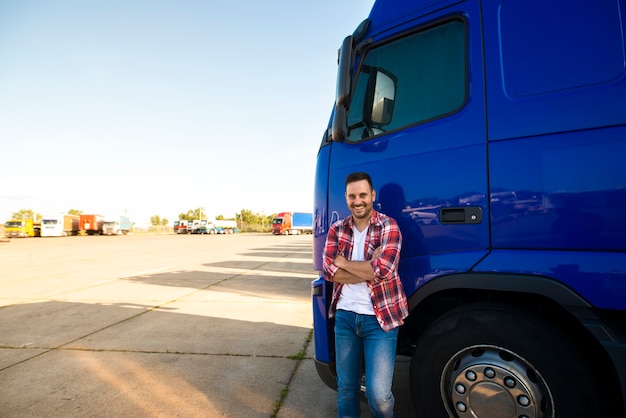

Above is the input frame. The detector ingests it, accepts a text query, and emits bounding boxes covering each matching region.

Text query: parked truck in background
[212,219,237,234]
[272,212,313,235]
[311,1,626,416]
[190,219,211,234]
[4,219,40,238]
[173,220,188,234]
[190,220,203,234]
[272,212,291,235]
[79,214,104,235]
[103,215,130,235]
[41,214,80,237]
[176,219,237,234]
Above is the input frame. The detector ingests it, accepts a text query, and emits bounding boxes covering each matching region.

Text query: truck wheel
[409,302,602,418]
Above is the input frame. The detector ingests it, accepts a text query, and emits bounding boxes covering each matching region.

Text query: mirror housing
[336,35,353,108]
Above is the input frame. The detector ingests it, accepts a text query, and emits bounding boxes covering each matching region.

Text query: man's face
[345,179,376,220]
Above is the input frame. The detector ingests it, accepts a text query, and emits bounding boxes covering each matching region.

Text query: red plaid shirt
[323,210,408,332]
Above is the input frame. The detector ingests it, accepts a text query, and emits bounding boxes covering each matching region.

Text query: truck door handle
[440,207,482,224]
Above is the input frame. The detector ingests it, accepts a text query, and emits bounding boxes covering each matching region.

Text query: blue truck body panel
[291,212,313,231]
[312,0,626,414]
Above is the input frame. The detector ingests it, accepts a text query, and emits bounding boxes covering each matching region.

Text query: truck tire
[409,302,603,418]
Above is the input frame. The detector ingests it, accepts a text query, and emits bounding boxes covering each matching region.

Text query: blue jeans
[334,309,398,418]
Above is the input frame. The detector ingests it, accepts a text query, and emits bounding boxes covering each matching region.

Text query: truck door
[326,2,488,295]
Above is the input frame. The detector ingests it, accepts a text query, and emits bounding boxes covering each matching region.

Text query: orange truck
[271,212,312,235]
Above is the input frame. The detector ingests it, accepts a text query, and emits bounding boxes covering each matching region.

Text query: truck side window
[347,19,467,142]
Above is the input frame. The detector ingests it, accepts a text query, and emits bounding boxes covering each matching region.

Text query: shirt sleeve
[322,223,340,282]
[369,218,402,282]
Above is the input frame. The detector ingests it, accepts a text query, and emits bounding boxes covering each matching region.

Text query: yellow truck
[4,219,40,238]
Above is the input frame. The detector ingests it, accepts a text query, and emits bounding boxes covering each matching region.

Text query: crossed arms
[331,247,382,284]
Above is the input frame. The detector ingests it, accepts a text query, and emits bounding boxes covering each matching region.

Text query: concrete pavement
[0,233,416,417]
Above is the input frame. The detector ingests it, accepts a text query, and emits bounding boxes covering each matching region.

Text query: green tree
[236,209,276,233]
[178,207,205,221]
[238,209,259,224]
[68,209,82,215]
[150,215,162,226]
[10,209,41,221]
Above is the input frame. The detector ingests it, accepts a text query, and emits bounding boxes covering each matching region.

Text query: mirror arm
[331,105,347,143]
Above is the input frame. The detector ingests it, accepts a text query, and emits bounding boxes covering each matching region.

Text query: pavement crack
[271,328,313,418]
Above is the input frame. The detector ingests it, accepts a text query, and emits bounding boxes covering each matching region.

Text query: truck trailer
[291,212,312,234]
[79,214,104,235]
[311,0,626,416]
[211,219,237,234]
[41,214,80,237]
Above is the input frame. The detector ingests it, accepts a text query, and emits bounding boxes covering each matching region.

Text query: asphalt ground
[0,233,416,417]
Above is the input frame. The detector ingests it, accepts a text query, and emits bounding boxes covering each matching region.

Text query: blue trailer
[312,0,626,416]
[291,212,312,235]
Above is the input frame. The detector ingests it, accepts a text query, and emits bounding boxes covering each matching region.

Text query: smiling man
[322,172,408,418]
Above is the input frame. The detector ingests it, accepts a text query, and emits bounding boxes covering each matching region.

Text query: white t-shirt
[337,226,375,315]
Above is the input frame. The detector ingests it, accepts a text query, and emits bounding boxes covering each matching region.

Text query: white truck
[185,219,237,234]
[103,216,131,235]
[190,219,209,234]
[40,214,80,237]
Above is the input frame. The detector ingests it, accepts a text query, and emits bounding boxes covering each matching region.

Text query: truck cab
[312,0,626,416]
[271,212,291,235]
[4,219,39,238]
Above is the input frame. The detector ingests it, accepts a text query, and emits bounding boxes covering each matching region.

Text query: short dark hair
[345,172,373,191]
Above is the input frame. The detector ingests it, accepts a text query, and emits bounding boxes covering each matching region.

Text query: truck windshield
[5,221,23,227]
[42,220,58,225]
[347,19,467,142]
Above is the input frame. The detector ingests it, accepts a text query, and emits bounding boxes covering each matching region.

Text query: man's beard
[351,205,371,219]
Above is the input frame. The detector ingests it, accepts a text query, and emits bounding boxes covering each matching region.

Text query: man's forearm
[334,255,376,282]
[332,268,367,284]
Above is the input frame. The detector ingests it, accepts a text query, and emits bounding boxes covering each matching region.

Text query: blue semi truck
[311,0,626,416]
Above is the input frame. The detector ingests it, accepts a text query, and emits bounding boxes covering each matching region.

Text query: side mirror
[369,70,396,125]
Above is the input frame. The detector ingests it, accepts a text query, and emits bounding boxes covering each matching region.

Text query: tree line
[9,208,83,222]
[7,208,277,233]
[150,208,276,233]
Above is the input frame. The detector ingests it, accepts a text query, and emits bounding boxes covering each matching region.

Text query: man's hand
[334,255,348,269]
[372,246,382,260]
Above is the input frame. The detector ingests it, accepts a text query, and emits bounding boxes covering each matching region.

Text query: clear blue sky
[0,0,374,226]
